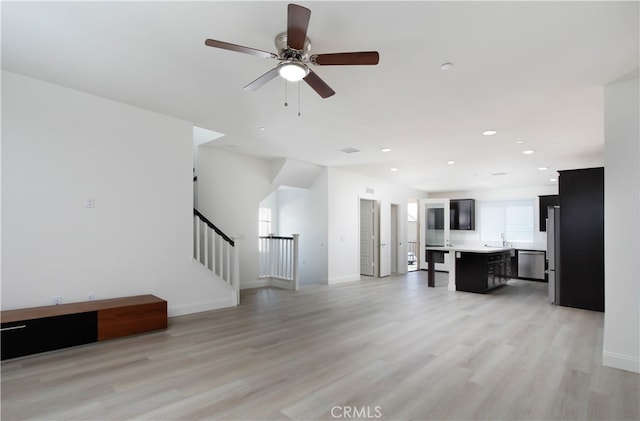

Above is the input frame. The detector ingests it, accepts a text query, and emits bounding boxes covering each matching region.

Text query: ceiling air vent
[340,147,360,154]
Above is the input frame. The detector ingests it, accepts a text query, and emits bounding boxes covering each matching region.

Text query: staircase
[193,209,240,303]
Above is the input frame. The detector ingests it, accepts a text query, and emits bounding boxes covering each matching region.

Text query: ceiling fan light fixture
[278,61,309,82]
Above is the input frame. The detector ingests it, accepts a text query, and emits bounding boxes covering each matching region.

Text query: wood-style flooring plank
[2,272,638,420]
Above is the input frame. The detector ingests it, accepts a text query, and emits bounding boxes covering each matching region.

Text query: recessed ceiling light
[259,127,267,132]
[440,62,453,70]
[390,168,398,172]
[491,172,507,176]
[447,160,455,165]
[550,178,558,182]
[515,139,524,144]
[482,130,497,136]
[339,147,360,154]
[380,148,391,152]
[522,150,535,155]
[538,166,548,171]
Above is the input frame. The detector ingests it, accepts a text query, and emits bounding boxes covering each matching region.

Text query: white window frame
[479,199,535,243]
[259,207,272,237]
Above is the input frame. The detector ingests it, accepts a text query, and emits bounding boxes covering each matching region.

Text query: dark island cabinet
[455,251,512,293]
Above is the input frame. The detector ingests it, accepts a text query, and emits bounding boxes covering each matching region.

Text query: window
[479,200,534,243]
[407,202,418,222]
[258,207,272,237]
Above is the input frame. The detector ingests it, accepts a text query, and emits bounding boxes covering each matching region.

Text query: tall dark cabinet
[558,167,604,312]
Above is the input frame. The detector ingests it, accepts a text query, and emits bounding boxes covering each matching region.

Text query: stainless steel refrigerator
[546,206,560,304]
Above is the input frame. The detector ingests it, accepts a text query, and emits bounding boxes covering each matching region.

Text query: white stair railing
[193,209,239,299]
[259,234,300,291]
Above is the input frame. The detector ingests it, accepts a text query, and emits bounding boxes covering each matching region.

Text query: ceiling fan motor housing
[275,32,311,61]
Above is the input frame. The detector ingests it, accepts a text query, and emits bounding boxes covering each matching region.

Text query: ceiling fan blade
[205,39,277,60]
[303,70,335,98]
[310,51,380,66]
[287,4,311,50]
[243,67,280,91]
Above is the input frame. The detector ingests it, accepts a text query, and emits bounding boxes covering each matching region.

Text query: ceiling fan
[204,3,379,99]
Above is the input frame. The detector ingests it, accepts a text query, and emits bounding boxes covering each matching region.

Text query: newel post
[292,234,300,291]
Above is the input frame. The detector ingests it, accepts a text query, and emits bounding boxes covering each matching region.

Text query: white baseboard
[168,296,235,317]
[603,350,640,373]
[241,278,270,289]
[270,278,294,290]
[241,277,295,290]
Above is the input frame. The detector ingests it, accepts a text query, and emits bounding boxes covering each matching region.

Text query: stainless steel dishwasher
[517,250,546,280]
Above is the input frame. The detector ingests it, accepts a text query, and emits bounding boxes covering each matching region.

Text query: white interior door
[360,199,375,276]
[419,198,450,271]
[379,200,391,277]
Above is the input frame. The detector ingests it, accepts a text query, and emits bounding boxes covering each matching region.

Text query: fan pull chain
[298,82,302,117]
[284,81,289,107]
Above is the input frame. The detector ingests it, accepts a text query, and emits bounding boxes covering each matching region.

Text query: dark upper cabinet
[558,167,604,312]
[538,195,559,231]
[450,199,475,230]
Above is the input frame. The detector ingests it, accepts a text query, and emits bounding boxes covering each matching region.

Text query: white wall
[196,146,277,289]
[603,77,640,373]
[1,71,235,316]
[276,173,329,285]
[430,186,558,250]
[326,167,427,284]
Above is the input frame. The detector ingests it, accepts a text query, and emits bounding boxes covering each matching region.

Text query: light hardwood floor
[2,272,639,420]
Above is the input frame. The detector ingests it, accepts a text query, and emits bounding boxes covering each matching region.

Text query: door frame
[390,203,399,275]
[378,201,401,278]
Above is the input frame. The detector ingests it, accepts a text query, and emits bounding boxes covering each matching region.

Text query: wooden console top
[1,295,165,323]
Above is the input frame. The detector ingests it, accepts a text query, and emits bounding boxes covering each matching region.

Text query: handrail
[260,235,294,240]
[193,209,234,247]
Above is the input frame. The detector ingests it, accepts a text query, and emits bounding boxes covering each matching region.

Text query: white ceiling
[2,1,638,192]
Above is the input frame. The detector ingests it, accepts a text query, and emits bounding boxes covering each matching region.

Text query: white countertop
[425,245,514,254]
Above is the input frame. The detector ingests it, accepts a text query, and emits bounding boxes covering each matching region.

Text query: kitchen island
[425,246,515,293]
